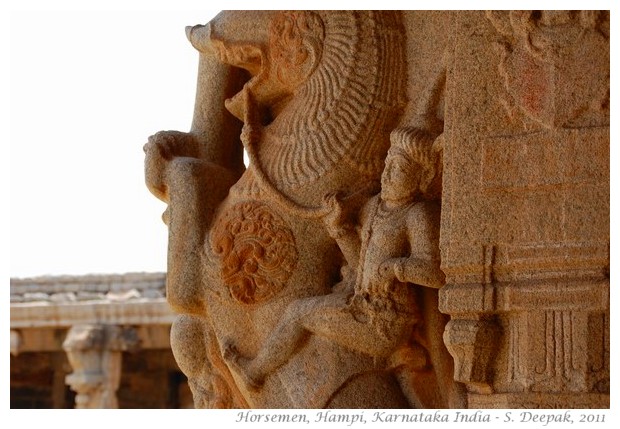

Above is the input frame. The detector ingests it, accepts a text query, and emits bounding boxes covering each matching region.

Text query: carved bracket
[443,318,500,394]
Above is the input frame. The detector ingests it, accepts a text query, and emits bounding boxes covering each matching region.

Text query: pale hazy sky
[10,9,219,278]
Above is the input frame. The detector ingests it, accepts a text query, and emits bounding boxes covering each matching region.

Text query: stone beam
[11,300,175,329]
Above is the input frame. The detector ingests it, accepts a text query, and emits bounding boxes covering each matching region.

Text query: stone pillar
[10,330,21,356]
[439,11,609,408]
[62,324,140,408]
[51,352,71,409]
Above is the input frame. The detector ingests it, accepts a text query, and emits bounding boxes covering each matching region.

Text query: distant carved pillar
[63,324,139,408]
[10,330,21,356]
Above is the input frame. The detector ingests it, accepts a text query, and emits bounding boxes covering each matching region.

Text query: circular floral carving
[210,202,298,304]
[269,11,325,87]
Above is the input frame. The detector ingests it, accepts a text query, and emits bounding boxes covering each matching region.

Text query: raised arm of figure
[321,191,363,270]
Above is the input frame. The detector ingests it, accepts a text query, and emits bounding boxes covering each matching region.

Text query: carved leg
[165,158,237,315]
[221,341,266,390]
[223,288,418,394]
[171,315,248,408]
[221,295,323,390]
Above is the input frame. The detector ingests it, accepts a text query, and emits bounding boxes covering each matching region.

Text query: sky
[10,9,220,278]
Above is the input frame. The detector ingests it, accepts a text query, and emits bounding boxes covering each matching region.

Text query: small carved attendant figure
[224,127,457,408]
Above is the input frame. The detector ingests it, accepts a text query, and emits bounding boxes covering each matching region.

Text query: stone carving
[171,315,247,408]
[221,127,461,408]
[63,324,140,408]
[439,10,609,409]
[486,10,609,129]
[443,318,500,393]
[145,10,609,409]
[211,202,298,304]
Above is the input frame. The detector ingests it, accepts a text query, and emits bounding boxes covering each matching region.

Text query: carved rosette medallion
[210,202,298,304]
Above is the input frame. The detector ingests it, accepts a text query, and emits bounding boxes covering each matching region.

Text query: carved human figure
[223,127,461,408]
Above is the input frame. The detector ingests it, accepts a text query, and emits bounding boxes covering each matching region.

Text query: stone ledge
[439,278,609,315]
[11,299,175,329]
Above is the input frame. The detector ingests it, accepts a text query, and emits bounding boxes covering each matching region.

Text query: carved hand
[378,258,404,281]
[144,131,199,202]
[322,191,346,232]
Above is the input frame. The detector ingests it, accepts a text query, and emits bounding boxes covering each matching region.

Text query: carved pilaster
[440,277,609,408]
[62,324,139,408]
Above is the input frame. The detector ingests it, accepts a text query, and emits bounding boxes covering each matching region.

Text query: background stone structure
[11,11,610,409]
[10,273,192,408]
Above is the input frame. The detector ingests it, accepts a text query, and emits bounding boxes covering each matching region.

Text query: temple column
[62,324,139,408]
[10,330,21,356]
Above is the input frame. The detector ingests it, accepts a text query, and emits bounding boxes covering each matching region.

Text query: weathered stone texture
[439,11,609,408]
[145,11,609,409]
